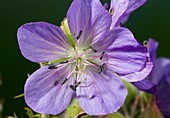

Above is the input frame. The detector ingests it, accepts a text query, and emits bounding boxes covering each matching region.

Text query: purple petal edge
[132,79,157,94]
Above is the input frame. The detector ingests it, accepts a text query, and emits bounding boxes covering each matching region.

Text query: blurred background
[0,0,170,117]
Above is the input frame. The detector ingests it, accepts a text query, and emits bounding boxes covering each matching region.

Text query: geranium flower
[134,39,170,117]
[17,0,152,115]
[132,39,158,94]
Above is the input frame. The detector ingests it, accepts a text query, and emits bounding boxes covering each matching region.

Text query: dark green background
[0,0,170,117]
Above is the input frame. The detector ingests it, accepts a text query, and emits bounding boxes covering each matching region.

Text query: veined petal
[76,67,127,115]
[119,62,153,82]
[156,75,170,117]
[126,0,146,14]
[132,78,156,94]
[152,57,170,84]
[106,27,147,75]
[148,38,159,78]
[67,0,111,49]
[17,22,71,63]
[24,64,75,115]
[120,0,147,24]
[110,0,129,29]
[148,38,159,64]
[92,28,121,51]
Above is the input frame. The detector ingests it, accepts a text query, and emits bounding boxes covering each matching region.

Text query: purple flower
[17,0,152,115]
[149,40,170,117]
[132,39,158,94]
[132,38,170,117]
[109,0,147,28]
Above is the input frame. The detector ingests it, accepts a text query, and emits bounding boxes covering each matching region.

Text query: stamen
[85,60,98,68]
[143,40,148,48]
[48,65,58,69]
[75,82,81,88]
[109,8,114,16]
[79,48,92,58]
[98,66,103,73]
[76,31,82,40]
[70,85,76,91]
[60,60,69,64]
[100,52,105,60]
[61,78,68,85]
[99,63,105,73]
[70,82,81,91]
[90,46,97,53]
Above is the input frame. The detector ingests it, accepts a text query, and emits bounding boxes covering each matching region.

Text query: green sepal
[24,107,34,118]
[13,93,24,99]
[60,18,75,49]
[34,114,41,118]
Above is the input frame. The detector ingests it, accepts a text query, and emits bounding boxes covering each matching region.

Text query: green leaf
[13,93,24,99]
[24,107,34,118]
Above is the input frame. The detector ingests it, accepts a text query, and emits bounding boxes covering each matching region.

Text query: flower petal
[17,22,71,63]
[119,62,153,82]
[156,75,170,117]
[152,57,170,84]
[67,0,111,48]
[148,38,159,78]
[106,27,147,75]
[126,0,146,14]
[76,67,127,115]
[132,78,156,94]
[24,64,75,115]
[92,28,120,51]
[148,38,159,64]
[110,0,129,29]
[120,0,147,24]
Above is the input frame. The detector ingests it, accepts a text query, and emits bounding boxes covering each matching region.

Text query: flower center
[47,46,107,91]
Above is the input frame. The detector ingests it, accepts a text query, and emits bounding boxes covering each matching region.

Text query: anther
[100,52,105,60]
[109,8,114,16]
[61,78,68,85]
[48,65,58,69]
[70,85,76,91]
[98,66,103,73]
[90,46,97,53]
[143,40,148,48]
[75,82,81,88]
[70,82,81,91]
[60,60,69,64]
[99,63,105,73]
[76,30,82,40]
